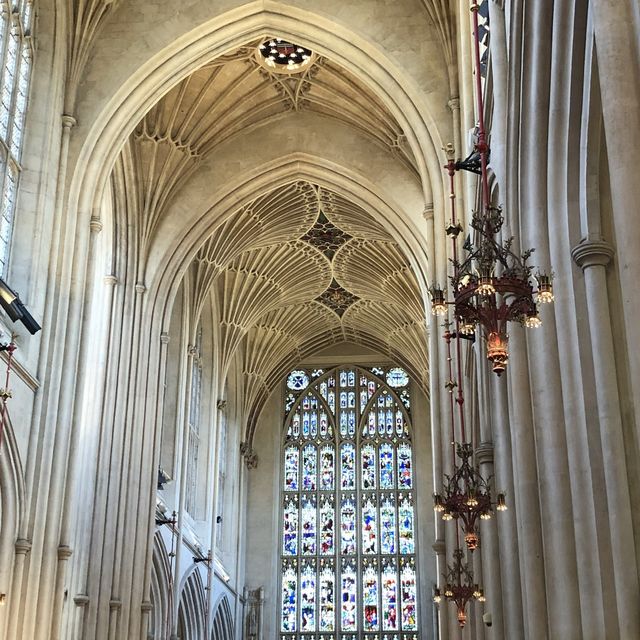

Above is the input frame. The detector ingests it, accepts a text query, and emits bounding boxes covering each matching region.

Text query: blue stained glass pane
[339,370,348,387]
[281,565,297,631]
[347,410,356,436]
[341,562,357,631]
[340,497,356,555]
[382,563,399,630]
[395,410,404,436]
[367,411,376,437]
[386,409,394,435]
[360,389,368,412]
[320,498,335,555]
[380,497,396,554]
[380,445,394,489]
[340,391,348,409]
[301,496,317,555]
[347,370,355,386]
[284,446,299,491]
[283,498,298,555]
[300,563,316,632]
[319,446,335,491]
[302,412,310,437]
[328,390,335,414]
[320,412,329,437]
[310,411,318,437]
[397,444,412,489]
[361,444,376,490]
[340,444,355,490]
[368,380,377,397]
[400,564,418,630]
[362,497,377,554]
[319,566,335,631]
[340,411,348,437]
[398,497,414,554]
[291,412,301,438]
[378,410,385,435]
[302,445,317,491]
[363,565,379,630]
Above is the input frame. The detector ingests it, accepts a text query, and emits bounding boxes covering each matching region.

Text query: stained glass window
[0,1,35,275]
[279,365,418,639]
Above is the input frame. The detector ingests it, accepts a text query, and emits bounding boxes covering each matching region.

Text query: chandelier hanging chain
[430,1,555,377]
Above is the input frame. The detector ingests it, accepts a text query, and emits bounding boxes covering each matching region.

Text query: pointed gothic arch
[211,596,234,640]
[176,568,207,640]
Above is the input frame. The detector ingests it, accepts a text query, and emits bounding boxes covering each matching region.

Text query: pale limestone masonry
[0,2,637,639]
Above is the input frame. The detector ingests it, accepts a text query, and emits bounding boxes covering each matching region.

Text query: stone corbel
[217,399,227,412]
[240,441,258,469]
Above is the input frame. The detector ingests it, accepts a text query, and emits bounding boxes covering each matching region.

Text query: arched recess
[66,1,449,251]
[176,568,207,640]
[149,532,172,639]
[211,596,234,640]
[0,413,25,638]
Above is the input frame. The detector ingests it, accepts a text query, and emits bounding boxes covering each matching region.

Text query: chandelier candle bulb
[536,273,555,304]
[496,493,508,511]
[433,588,442,603]
[430,286,447,316]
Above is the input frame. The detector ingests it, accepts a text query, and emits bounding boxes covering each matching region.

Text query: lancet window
[279,365,419,639]
[0,1,34,274]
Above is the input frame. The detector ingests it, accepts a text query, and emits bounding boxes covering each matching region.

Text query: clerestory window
[279,365,419,639]
[0,0,34,275]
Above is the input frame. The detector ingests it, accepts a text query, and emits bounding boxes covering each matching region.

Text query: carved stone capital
[448,96,460,111]
[15,539,31,555]
[57,545,73,560]
[160,332,170,344]
[217,399,227,411]
[61,114,77,130]
[140,600,153,613]
[109,599,122,611]
[135,283,147,295]
[432,539,446,555]
[104,274,118,286]
[475,441,494,466]
[571,239,614,270]
[73,594,89,607]
[89,216,103,233]
[423,203,434,221]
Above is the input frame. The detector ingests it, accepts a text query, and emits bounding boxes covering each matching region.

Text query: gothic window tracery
[0,0,34,274]
[279,365,419,639]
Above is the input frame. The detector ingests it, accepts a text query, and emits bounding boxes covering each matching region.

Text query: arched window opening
[0,0,34,275]
[279,365,418,639]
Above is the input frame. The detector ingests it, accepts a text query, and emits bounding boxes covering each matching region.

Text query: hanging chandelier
[433,548,485,628]
[429,1,554,376]
[433,443,507,551]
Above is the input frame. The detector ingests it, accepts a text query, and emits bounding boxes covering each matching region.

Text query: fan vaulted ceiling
[119,38,430,440]
[195,182,428,442]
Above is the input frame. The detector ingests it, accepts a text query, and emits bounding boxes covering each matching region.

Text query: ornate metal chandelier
[433,548,486,628]
[434,443,507,551]
[429,0,554,377]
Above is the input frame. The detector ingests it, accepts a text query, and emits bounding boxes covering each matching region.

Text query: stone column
[572,239,640,638]
[589,0,640,435]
